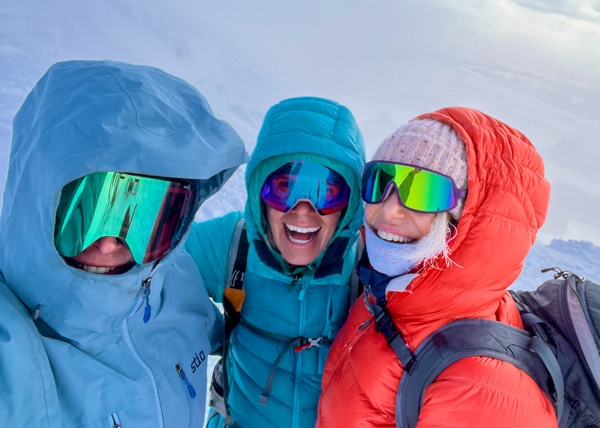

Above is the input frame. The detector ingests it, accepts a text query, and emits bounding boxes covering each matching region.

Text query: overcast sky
[1,0,599,245]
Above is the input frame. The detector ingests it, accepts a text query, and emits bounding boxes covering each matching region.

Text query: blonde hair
[404,212,456,268]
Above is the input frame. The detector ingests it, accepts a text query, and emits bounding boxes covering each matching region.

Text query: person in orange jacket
[316,107,558,428]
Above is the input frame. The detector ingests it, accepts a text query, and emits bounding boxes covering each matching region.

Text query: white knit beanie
[373,119,468,221]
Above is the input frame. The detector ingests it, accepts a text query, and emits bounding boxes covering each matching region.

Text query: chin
[281,251,319,267]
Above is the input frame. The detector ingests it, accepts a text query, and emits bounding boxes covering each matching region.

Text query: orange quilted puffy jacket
[316,107,557,428]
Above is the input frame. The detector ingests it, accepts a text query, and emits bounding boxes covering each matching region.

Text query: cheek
[364,204,376,224]
[265,206,281,231]
[416,214,436,237]
[322,211,342,240]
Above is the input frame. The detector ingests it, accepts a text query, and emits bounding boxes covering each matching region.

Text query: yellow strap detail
[224,288,246,312]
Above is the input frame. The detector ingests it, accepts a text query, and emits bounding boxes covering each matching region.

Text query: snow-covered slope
[0,0,281,218]
[513,239,600,290]
[2,1,600,278]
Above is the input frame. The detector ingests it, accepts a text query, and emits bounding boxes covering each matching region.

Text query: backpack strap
[223,217,249,337]
[368,297,561,428]
[236,318,332,406]
[396,318,560,428]
[215,217,249,426]
[349,230,365,307]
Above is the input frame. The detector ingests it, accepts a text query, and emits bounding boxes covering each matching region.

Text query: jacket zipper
[293,277,308,428]
[121,270,164,428]
[175,363,197,399]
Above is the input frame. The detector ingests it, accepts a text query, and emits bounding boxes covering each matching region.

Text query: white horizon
[1,0,599,245]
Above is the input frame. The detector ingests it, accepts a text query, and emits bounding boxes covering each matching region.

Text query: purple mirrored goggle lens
[261,160,351,215]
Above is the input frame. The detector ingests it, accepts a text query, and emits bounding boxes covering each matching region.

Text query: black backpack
[370,268,600,428]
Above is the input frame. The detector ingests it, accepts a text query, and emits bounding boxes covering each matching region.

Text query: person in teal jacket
[0,60,249,427]
[184,97,366,428]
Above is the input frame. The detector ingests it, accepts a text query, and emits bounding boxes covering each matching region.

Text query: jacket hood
[386,107,550,331]
[245,97,365,274]
[0,60,249,337]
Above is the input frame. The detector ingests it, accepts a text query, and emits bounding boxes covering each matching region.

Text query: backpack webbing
[349,229,365,307]
[215,217,248,427]
[219,217,333,409]
[369,269,600,428]
[223,218,249,337]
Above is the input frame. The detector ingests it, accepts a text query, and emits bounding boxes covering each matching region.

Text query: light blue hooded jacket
[0,60,249,427]
[184,97,366,428]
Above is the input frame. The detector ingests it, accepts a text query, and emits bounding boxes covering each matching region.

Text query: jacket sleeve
[317,301,558,428]
[0,278,61,427]
[416,357,558,428]
[183,211,244,302]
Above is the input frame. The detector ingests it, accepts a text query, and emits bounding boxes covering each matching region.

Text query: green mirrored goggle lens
[55,172,195,264]
[362,162,461,213]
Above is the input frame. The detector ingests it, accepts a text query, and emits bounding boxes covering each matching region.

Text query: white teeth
[81,264,117,274]
[286,224,320,233]
[376,229,414,244]
[285,223,319,244]
[289,235,312,244]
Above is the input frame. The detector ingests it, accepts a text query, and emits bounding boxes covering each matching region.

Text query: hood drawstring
[142,262,160,324]
[32,305,41,320]
[142,277,152,324]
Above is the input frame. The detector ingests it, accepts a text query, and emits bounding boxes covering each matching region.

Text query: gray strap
[225,217,246,289]
[259,339,303,405]
[349,231,364,306]
[237,318,331,406]
[566,277,600,391]
[530,336,565,423]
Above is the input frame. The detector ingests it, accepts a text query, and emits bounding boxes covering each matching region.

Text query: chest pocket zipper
[175,363,197,399]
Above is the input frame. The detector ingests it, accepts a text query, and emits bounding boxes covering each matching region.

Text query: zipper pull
[175,363,197,399]
[110,413,122,428]
[298,278,308,301]
[142,277,152,323]
[288,275,300,292]
[358,319,372,332]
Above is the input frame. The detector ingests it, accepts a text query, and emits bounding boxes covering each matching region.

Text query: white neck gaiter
[364,225,416,277]
[364,213,451,277]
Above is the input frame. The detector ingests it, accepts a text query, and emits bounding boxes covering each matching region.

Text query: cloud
[509,0,600,22]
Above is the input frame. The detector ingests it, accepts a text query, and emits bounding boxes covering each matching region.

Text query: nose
[93,237,123,254]
[380,192,409,219]
[289,200,319,215]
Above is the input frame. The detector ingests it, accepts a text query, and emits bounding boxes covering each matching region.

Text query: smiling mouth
[78,264,119,274]
[64,258,134,275]
[285,223,321,244]
[376,229,416,244]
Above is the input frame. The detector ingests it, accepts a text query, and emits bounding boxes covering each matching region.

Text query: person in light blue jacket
[0,60,249,427]
[184,97,366,428]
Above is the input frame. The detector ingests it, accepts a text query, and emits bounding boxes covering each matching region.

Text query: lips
[64,258,135,275]
[285,223,321,244]
[79,264,118,274]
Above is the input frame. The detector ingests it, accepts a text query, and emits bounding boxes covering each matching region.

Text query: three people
[0,60,248,427]
[184,97,366,428]
[316,107,557,427]
[0,60,556,428]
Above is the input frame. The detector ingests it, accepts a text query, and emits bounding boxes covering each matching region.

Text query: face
[266,201,342,266]
[65,237,135,274]
[364,191,435,244]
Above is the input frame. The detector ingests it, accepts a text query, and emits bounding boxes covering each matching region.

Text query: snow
[1,1,600,419]
[513,239,600,290]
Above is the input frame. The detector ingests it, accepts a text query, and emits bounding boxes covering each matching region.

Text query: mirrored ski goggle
[362,161,466,213]
[55,171,196,264]
[261,160,351,215]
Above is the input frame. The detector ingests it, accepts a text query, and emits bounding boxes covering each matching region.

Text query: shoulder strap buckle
[294,337,324,353]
